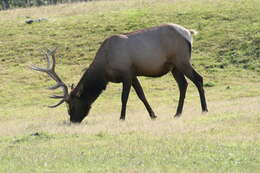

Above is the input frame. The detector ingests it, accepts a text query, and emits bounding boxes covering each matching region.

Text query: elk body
[31,24,208,123]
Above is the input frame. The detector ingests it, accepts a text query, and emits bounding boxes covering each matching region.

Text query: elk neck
[72,59,108,104]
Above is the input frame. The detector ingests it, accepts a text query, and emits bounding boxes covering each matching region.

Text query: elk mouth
[69,113,87,123]
[69,104,91,123]
[70,119,83,123]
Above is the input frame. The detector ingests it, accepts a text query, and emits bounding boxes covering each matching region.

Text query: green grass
[0,0,259,172]
[0,132,258,173]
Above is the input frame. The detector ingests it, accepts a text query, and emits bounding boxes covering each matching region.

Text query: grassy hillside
[0,0,259,172]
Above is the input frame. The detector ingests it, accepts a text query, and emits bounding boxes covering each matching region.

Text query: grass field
[0,0,259,172]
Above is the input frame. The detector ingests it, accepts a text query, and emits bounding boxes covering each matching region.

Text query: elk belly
[134,60,173,77]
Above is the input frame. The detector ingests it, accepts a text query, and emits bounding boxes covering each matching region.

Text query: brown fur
[32,24,208,123]
[68,23,208,122]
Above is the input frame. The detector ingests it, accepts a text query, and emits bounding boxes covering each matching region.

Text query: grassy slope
[0,0,259,172]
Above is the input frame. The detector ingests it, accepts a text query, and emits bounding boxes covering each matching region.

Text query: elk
[31,24,208,123]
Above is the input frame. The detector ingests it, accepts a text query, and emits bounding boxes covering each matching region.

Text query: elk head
[30,48,90,123]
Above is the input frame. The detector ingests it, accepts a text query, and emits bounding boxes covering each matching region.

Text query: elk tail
[189,29,198,35]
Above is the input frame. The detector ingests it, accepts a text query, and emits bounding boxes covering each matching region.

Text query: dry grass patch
[1,96,259,140]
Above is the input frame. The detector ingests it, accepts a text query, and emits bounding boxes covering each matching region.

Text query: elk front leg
[132,77,156,119]
[171,68,188,117]
[120,77,132,120]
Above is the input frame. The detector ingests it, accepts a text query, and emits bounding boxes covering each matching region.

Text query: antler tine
[44,48,64,84]
[42,50,51,70]
[47,47,57,54]
[30,65,49,72]
[49,95,65,99]
[48,99,66,108]
[30,49,53,73]
[45,47,57,71]
[45,48,69,99]
[47,48,57,71]
[48,83,63,90]
[30,48,69,108]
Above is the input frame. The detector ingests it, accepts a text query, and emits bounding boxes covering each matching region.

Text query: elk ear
[76,92,81,97]
[70,83,75,91]
[76,84,84,97]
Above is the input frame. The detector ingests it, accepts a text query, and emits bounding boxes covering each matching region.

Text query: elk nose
[70,118,82,124]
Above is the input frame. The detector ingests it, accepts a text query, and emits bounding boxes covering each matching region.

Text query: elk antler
[30,48,69,108]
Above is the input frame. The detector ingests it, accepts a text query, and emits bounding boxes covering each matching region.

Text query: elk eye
[68,106,74,115]
[65,104,70,114]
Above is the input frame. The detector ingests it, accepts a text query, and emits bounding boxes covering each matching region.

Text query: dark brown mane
[72,66,108,104]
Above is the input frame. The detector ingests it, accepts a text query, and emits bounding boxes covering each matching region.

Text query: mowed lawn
[0,0,259,172]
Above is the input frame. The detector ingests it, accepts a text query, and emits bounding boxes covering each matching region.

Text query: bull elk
[31,24,208,123]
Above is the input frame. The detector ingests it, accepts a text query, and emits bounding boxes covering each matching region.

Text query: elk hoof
[174,113,181,118]
[151,115,157,120]
[120,117,126,121]
[202,110,208,114]
[150,113,157,120]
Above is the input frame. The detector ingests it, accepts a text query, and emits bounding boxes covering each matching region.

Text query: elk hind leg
[179,62,208,113]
